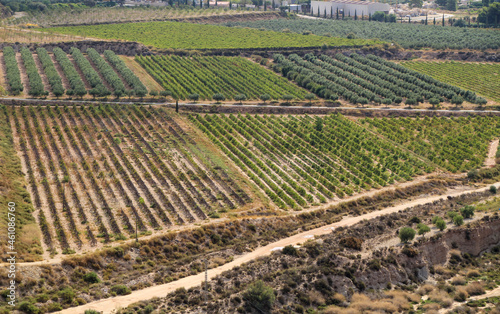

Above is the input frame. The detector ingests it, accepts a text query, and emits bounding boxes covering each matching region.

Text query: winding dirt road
[58,182,500,314]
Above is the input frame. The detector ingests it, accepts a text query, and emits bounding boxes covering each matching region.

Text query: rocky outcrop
[419,216,500,265]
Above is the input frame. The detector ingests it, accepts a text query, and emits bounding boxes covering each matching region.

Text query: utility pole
[204,258,208,304]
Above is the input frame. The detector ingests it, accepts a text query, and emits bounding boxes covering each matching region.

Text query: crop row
[3,47,23,95]
[191,113,430,210]
[223,19,500,50]
[36,48,65,98]
[9,105,249,251]
[273,53,481,105]
[137,55,305,100]
[104,50,148,97]
[360,116,500,173]
[20,47,47,97]
[401,61,500,103]
[2,47,151,98]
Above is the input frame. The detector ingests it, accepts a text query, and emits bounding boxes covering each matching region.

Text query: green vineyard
[401,61,500,103]
[46,21,382,50]
[361,116,500,173]
[191,113,431,210]
[136,55,305,100]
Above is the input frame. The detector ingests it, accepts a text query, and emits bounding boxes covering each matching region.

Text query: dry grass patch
[466,269,481,278]
[417,284,436,296]
[429,290,453,308]
[454,287,469,302]
[451,276,467,286]
[465,282,485,296]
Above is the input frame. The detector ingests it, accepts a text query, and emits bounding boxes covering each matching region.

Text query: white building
[311,0,391,17]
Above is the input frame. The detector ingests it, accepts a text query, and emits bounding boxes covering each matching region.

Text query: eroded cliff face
[419,216,500,266]
[355,216,500,290]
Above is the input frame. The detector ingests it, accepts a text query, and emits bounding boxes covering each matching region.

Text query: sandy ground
[485,139,499,168]
[439,286,500,313]
[58,181,500,314]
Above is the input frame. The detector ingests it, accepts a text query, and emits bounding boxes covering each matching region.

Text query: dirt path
[58,182,500,314]
[485,139,499,168]
[439,286,500,313]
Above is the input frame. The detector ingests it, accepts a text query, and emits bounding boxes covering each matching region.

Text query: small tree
[477,97,487,109]
[490,185,497,194]
[451,95,464,108]
[305,93,316,104]
[405,98,417,108]
[399,227,416,243]
[260,94,271,103]
[234,94,247,105]
[149,90,158,98]
[417,223,431,236]
[243,280,276,311]
[282,245,298,256]
[382,98,392,106]
[460,205,475,219]
[435,219,447,231]
[160,90,172,98]
[188,93,200,103]
[282,94,294,104]
[357,97,369,107]
[453,215,464,226]
[429,98,440,109]
[212,93,225,103]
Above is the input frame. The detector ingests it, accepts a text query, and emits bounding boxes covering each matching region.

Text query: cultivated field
[8,105,255,254]
[360,116,500,173]
[136,55,306,100]
[401,61,500,103]
[273,53,483,106]
[12,7,276,27]
[192,113,431,209]
[1,47,155,98]
[44,21,382,50]
[222,19,500,50]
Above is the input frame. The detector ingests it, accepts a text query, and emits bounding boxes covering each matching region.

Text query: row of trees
[20,47,46,97]
[87,48,126,97]
[103,50,148,97]
[36,48,64,97]
[53,47,87,98]
[3,46,23,95]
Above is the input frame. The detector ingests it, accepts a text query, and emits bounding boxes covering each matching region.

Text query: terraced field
[360,116,500,173]
[191,113,432,210]
[401,61,500,103]
[9,105,255,253]
[45,21,383,50]
[1,46,153,98]
[136,55,306,100]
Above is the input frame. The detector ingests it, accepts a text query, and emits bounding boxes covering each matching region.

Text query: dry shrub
[350,293,372,311]
[422,302,441,311]
[370,301,399,313]
[385,290,420,303]
[454,287,469,302]
[465,282,485,296]
[308,290,326,306]
[451,276,467,286]
[417,284,435,296]
[323,306,358,314]
[429,290,453,308]
[331,293,346,304]
[339,237,363,250]
[434,265,455,278]
[466,269,481,278]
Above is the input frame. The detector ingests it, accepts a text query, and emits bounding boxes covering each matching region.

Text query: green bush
[83,272,100,284]
[460,205,475,219]
[59,287,75,304]
[399,227,416,243]
[417,223,431,235]
[19,302,39,314]
[490,185,497,194]
[453,215,464,226]
[435,219,447,231]
[243,280,276,311]
[282,245,298,256]
[110,285,131,296]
